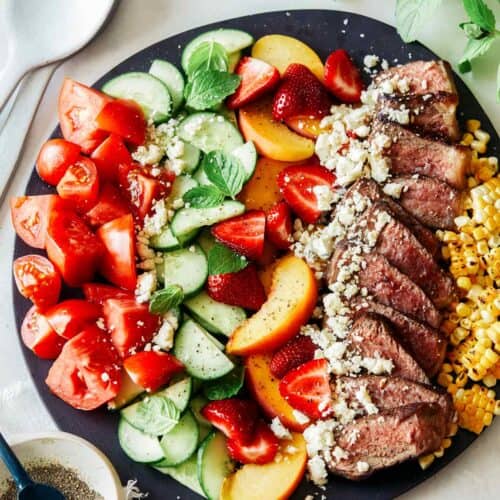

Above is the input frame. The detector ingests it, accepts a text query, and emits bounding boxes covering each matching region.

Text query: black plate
[13,9,499,500]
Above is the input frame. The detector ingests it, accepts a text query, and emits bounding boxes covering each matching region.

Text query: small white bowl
[0,431,123,499]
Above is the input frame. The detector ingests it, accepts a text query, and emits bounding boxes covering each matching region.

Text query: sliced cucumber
[184,291,246,337]
[178,112,243,155]
[228,51,241,73]
[190,394,211,428]
[162,376,192,413]
[198,431,235,500]
[108,371,144,410]
[171,200,245,243]
[181,29,254,72]
[180,141,201,173]
[156,256,164,284]
[149,59,185,112]
[192,165,211,186]
[167,174,199,209]
[197,229,216,255]
[102,72,172,123]
[150,227,181,251]
[118,418,164,463]
[173,319,234,380]
[154,453,205,497]
[231,141,257,181]
[163,244,208,297]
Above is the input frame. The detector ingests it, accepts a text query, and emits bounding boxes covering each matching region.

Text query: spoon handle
[0,432,33,490]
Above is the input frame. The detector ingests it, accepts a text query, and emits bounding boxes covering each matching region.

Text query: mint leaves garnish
[185,70,240,110]
[203,365,245,400]
[395,0,442,43]
[202,151,245,198]
[207,243,248,275]
[462,0,495,32]
[135,395,180,436]
[149,285,184,314]
[183,185,225,208]
[186,41,229,78]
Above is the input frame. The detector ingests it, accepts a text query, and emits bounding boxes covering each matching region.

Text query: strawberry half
[277,165,336,224]
[226,420,279,464]
[270,335,317,379]
[265,201,292,250]
[324,49,364,103]
[201,398,259,444]
[207,264,266,310]
[279,358,332,420]
[272,63,332,121]
[212,210,266,260]
[227,57,280,110]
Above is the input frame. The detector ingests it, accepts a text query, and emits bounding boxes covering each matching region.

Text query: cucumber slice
[162,376,192,413]
[197,431,235,500]
[192,165,211,186]
[197,229,216,255]
[150,227,180,251]
[108,371,144,410]
[154,453,204,497]
[184,291,246,337]
[156,256,164,284]
[118,418,164,463]
[228,51,241,73]
[181,29,254,72]
[231,141,257,181]
[173,319,234,380]
[102,72,172,123]
[180,141,201,173]
[163,244,208,297]
[149,59,185,112]
[178,112,243,155]
[167,174,199,209]
[190,395,211,428]
[171,201,245,243]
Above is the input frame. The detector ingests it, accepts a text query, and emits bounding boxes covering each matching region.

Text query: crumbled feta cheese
[355,385,379,415]
[135,271,157,303]
[101,372,110,382]
[292,409,310,425]
[143,199,168,237]
[383,182,403,199]
[96,317,106,330]
[307,455,328,486]
[270,417,292,440]
[356,461,370,473]
[363,54,379,68]
[313,185,335,211]
[153,319,175,351]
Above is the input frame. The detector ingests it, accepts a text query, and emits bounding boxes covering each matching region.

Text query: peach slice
[285,115,324,139]
[239,97,315,162]
[251,34,324,81]
[226,254,317,355]
[220,433,307,500]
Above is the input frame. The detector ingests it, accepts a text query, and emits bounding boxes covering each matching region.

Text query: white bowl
[0,431,123,499]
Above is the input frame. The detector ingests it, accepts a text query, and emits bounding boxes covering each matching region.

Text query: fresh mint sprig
[183,185,225,208]
[149,285,184,314]
[207,243,248,275]
[184,70,240,110]
[202,150,245,198]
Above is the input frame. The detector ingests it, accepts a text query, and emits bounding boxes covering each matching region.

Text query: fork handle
[0,431,33,490]
[0,49,28,112]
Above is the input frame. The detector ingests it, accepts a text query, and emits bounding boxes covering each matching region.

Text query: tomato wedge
[46,210,104,287]
[21,306,66,359]
[56,156,100,212]
[45,326,122,410]
[58,78,112,153]
[84,183,130,228]
[96,214,137,291]
[82,283,133,305]
[10,195,67,249]
[90,134,132,182]
[13,255,62,310]
[45,299,102,339]
[36,138,81,186]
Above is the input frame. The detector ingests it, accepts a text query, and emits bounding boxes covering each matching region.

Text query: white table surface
[0,0,499,498]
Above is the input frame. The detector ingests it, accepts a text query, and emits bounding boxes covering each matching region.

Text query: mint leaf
[459,35,496,72]
[203,365,245,400]
[185,70,241,110]
[186,41,228,78]
[395,0,442,42]
[149,285,184,314]
[208,243,248,275]
[460,21,486,39]
[462,0,495,32]
[183,185,225,208]
[202,151,245,198]
[135,395,180,436]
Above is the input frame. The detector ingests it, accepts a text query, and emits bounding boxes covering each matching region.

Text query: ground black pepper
[0,462,103,500]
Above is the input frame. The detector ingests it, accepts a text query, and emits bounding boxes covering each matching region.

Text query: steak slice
[377,92,460,142]
[330,402,448,480]
[346,314,429,384]
[343,179,440,258]
[370,119,469,189]
[360,202,457,308]
[351,298,446,377]
[374,60,456,95]
[328,246,442,328]
[388,175,464,230]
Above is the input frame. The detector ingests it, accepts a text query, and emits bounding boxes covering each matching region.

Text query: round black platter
[12,9,499,500]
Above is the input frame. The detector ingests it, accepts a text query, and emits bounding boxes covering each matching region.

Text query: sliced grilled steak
[374,60,456,95]
[330,403,448,480]
[351,298,446,377]
[343,179,440,258]
[359,201,457,308]
[370,119,469,189]
[388,175,464,230]
[346,314,429,384]
[377,92,460,142]
[328,246,441,328]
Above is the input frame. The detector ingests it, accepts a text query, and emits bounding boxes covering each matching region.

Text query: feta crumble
[270,417,292,440]
[135,271,157,303]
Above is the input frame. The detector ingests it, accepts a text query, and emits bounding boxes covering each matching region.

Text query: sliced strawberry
[212,211,266,260]
[226,421,279,465]
[279,358,332,420]
[265,201,292,250]
[270,335,317,378]
[207,264,266,310]
[201,399,259,444]
[277,165,336,224]
[272,63,332,122]
[227,57,280,110]
[324,49,364,104]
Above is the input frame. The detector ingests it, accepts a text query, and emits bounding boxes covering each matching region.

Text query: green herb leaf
[202,151,245,198]
[135,395,180,436]
[462,0,495,32]
[395,0,442,42]
[184,70,241,110]
[149,285,184,314]
[459,21,486,39]
[183,185,225,208]
[203,365,245,400]
[186,41,229,78]
[459,35,496,72]
[458,59,473,73]
[207,243,248,275]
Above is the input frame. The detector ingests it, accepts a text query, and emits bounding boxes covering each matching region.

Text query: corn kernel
[434,447,444,458]
[471,141,487,154]
[419,454,435,470]
[483,374,496,387]
[474,130,490,143]
[461,132,474,145]
[457,276,472,290]
[466,120,481,132]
